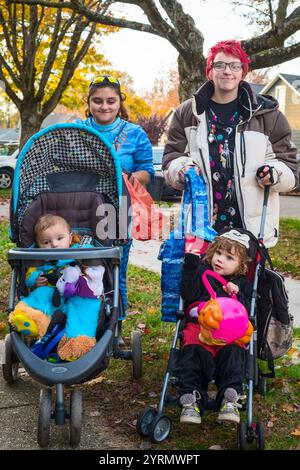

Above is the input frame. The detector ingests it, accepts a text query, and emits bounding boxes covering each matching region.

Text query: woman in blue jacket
[77,76,154,343]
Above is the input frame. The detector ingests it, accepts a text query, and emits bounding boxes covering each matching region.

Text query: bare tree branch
[36,9,77,100]
[42,18,97,115]
[275,0,289,27]
[267,0,275,29]
[12,0,160,35]
[250,41,300,69]
[6,0,300,102]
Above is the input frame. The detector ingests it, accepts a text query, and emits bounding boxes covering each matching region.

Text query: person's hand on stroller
[35,274,48,287]
[256,165,274,186]
[178,164,201,184]
[223,281,239,296]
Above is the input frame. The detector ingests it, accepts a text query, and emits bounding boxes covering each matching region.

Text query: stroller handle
[258,186,270,242]
[7,246,121,262]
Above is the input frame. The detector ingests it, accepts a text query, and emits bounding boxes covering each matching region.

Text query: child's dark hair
[86,82,128,121]
[204,236,250,276]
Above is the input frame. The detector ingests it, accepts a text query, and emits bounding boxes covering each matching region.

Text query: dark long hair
[86,83,129,121]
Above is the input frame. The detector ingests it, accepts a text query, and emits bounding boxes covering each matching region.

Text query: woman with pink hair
[163,39,297,241]
[162,39,298,424]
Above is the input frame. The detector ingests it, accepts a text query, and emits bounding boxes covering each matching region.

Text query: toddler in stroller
[2,123,143,447]
[9,213,105,361]
[179,229,253,425]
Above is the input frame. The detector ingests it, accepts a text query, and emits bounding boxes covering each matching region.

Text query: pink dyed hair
[206,40,251,79]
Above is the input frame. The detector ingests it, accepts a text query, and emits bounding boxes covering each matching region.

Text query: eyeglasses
[212,61,243,72]
[89,76,120,88]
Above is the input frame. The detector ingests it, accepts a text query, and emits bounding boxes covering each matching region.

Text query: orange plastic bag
[122,173,166,240]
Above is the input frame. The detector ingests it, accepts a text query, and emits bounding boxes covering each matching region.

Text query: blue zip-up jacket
[76,117,154,177]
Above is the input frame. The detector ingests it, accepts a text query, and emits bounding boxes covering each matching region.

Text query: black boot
[118,320,125,347]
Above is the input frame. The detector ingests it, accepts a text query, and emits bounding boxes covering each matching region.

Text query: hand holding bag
[122,173,166,241]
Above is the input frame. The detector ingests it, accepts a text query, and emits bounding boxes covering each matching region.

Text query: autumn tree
[14,0,300,102]
[137,114,168,145]
[0,1,115,147]
[146,68,179,116]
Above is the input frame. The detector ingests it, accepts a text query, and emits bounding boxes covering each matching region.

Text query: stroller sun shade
[10,124,123,245]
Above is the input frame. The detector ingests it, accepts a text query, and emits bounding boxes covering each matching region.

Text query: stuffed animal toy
[55,264,105,361]
[9,262,105,361]
[197,270,253,347]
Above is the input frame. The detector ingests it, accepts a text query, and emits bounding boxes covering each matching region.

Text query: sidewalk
[129,239,300,326]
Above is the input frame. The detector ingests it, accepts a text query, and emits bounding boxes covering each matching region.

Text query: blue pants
[119,239,132,320]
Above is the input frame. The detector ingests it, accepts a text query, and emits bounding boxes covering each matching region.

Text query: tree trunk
[19,106,44,150]
[178,54,207,102]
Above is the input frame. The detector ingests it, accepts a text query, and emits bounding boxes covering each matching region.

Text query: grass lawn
[0,217,299,450]
[269,218,300,277]
[0,188,11,201]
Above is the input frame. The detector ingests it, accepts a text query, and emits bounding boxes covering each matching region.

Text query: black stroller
[137,187,292,448]
[2,123,143,447]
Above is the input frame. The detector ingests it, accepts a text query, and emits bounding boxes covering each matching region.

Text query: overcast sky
[101,0,300,94]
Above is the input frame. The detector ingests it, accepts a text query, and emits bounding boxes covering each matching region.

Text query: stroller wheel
[257,376,267,396]
[131,331,143,379]
[149,414,172,444]
[2,334,19,384]
[37,388,52,447]
[237,421,247,450]
[136,407,156,437]
[69,390,83,447]
[255,421,265,450]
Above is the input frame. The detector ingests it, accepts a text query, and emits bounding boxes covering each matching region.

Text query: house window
[275,86,286,112]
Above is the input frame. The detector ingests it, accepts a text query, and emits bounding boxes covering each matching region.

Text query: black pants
[179,344,246,408]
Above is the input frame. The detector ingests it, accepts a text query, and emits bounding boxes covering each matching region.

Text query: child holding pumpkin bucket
[179,229,253,425]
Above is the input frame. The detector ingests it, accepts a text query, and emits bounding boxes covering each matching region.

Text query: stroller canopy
[10,123,123,244]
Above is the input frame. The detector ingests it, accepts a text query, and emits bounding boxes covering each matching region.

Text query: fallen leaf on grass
[282,403,295,413]
[127,310,139,316]
[291,428,300,436]
[90,411,101,417]
[209,445,223,450]
[87,376,106,386]
[0,322,6,331]
[146,308,156,315]
[287,348,297,355]
[136,400,146,406]
[101,419,114,427]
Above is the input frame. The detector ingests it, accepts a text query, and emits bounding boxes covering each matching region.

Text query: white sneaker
[179,391,201,424]
[217,388,242,424]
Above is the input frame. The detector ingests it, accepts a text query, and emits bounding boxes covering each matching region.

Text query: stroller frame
[4,245,143,447]
[2,123,144,448]
[137,187,271,448]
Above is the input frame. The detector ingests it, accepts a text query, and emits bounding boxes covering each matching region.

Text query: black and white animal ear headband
[220,230,250,249]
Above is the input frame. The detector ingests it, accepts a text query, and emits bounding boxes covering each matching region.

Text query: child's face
[36,223,72,249]
[211,248,240,276]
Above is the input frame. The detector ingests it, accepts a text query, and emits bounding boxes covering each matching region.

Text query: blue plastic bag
[159,169,216,322]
